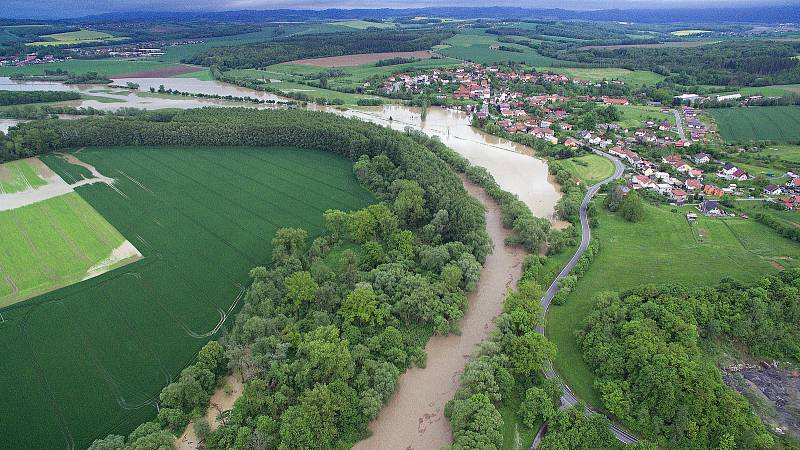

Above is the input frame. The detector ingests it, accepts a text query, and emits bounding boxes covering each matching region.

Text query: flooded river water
[2,75,562,449]
[2,76,562,219]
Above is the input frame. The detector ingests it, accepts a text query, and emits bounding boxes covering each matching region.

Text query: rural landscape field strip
[0,189,132,306]
[710,106,800,142]
[547,204,800,407]
[0,146,373,449]
[0,158,47,194]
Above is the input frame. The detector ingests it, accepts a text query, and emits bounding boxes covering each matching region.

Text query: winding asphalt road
[532,149,638,447]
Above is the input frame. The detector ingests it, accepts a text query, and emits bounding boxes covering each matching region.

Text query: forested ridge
[488,24,800,87]
[579,270,800,449]
[536,40,800,86]
[185,29,454,69]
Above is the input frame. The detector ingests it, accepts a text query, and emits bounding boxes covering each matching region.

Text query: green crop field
[736,84,800,96]
[29,30,127,46]
[710,106,800,143]
[0,59,183,77]
[0,191,132,307]
[239,57,461,93]
[0,158,47,194]
[558,154,615,185]
[536,67,665,86]
[547,203,800,409]
[0,146,373,449]
[438,30,560,66]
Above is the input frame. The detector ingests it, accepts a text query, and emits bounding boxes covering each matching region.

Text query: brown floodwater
[2,76,563,449]
[1,76,563,219]
[354,176,525,450]
[331,105,564,220]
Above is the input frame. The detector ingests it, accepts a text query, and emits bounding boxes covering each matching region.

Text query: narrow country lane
[534,150,640,446]
[673,109,686,141]
[353,176,526,450]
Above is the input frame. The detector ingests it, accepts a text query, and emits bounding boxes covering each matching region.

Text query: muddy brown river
[354,177,525,450]
[2,76,562,220]
[2,75,561,449]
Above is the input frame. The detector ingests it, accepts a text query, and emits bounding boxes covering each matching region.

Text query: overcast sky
[3,0,794,19]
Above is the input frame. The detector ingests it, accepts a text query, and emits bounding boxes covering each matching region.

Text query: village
[375,63,800,214]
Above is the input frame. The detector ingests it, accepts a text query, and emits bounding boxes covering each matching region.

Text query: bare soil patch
[176,373,244,450]
[83,241,143,281]
[120,65,202,78]
[579,41,713,50]
[288,50,433,67]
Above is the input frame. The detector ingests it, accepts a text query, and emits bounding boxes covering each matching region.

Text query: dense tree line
[10,70,113,84]
[755,212,800,242]
[404,129,567,254]
[186,29,454,69]
[537,40,800,87]
[24,107,570,449]
[443,256,559,449]
[0,90,80,106]
[578,269,800,449]
[1,108,488,256]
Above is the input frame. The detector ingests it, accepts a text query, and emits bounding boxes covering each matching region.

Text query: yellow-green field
[28,29,127,46]
[0,158,47,194]
[0,190,136,307]
[671,29,712,36]
[329,20,395,29]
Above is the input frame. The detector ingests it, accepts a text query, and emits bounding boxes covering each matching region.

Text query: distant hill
[70,6,800,24]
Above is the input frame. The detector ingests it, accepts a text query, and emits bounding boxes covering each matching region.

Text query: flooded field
[1,74,564,449]
[337,105,563,220]
[1,76,562,219]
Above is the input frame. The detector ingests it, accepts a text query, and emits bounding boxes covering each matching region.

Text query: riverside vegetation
[3,108,568,449]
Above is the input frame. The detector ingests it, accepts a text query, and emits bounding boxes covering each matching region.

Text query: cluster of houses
[619,150,703,203]
[612,147,751,207]
[765,176,800,210]
[675,92,785,106]
[379,64,612,101]
[682,107,710,141]
[0,53,64,67]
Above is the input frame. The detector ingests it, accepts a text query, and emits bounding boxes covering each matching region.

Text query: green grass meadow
[710,106,800,143]
[760,144,800,164]
[558,154,616,186]
[547,203,800,409]
[615,104,674,129]
[537,67,665,86]
[0,146,373,449]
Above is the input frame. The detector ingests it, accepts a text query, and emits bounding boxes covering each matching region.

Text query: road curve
[533,149,639,446]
